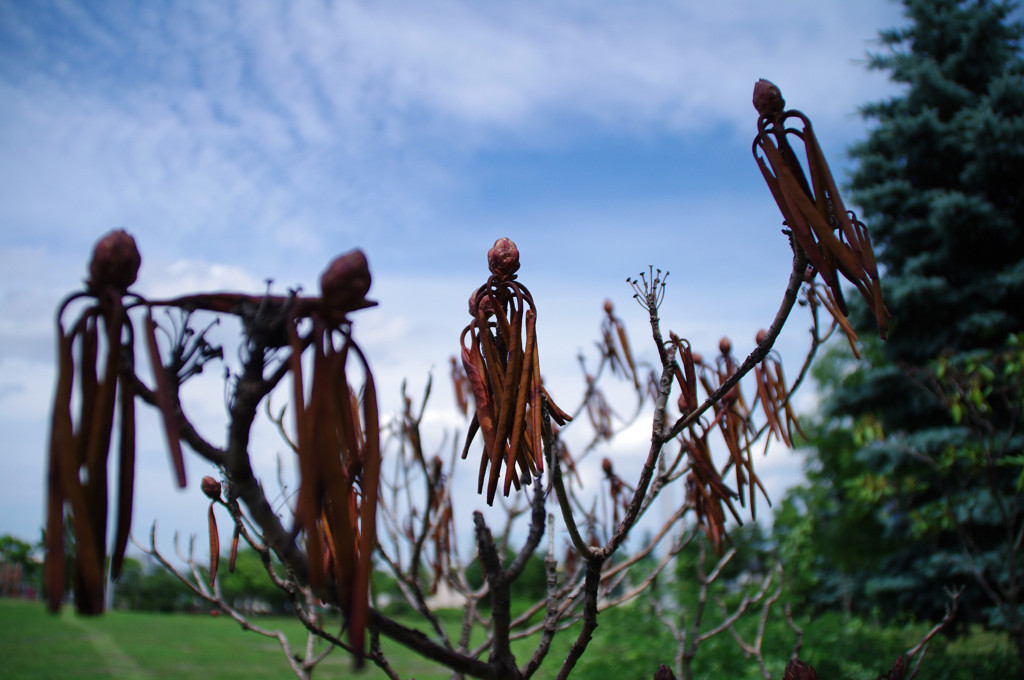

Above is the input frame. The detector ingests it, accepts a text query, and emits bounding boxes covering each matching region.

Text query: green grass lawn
[0,599,458,679]
[3,598,1018,680]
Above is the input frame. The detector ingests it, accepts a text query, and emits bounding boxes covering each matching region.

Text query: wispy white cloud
[0,0,905,544]
[1,0,905,252]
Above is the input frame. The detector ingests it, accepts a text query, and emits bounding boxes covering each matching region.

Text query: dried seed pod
[207,502,220,590]
[601,299,639,389]
[449,356,471,416]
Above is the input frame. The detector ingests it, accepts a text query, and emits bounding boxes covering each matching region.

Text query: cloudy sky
[0,1,907,558]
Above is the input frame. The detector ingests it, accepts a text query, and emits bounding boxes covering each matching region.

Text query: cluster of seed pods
[45,230,186,614]
[600,299,639,389]
[458,238,571,505]
[752,79,889,339]
[45,231,382,660]
[670,331,804,552]
[284,249,380,660]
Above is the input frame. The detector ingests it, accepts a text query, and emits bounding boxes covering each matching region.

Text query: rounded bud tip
[756,329,768,344]
[753,79,785,118]
[719,336,732,355]
[487,238,520,278]
[320,249,371,315]
[468,288,494,317]
[88,229,141,291]
[603,299,614,315]
[601,458,613,475]
[201,476,222,501]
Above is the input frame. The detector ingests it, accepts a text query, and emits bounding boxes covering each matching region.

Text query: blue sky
[0,1,906,555]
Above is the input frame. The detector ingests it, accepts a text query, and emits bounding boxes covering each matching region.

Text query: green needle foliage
[776,0,1024,663]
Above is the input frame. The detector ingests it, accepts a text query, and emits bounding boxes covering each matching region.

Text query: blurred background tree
[775,0,1024,662]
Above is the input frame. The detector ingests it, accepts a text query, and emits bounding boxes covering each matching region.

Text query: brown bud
[201,476,222,501]
[756,329,767,344]
[88,229,141,291]
[691,351,704,365]
[468,288,494,316]
[719,336,732,355]
[783,659,817,680]
[603,299,614,315]
[887,655,906,680]
[653,665,678,680]
[487,237,520,278]
[320,249,371,314]
[753,79,785,119]
[601,458,613,475]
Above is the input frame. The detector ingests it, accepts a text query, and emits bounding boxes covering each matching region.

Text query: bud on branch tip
[88,229,141,291]
[487,237,520,279]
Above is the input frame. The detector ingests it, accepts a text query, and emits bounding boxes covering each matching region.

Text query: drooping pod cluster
[752,329,803,450]
[584,376,615,441]
[45,231,383,660]
[708,337,767,517]
[459,238,571,504]
[669,331,810,551]
[45,229,185,614]
[425,455,456,596]
[286,249,380,661]
[683,427,741,554]
[752,79,889,339]
[600,458,632,525]
[600,299,639,389]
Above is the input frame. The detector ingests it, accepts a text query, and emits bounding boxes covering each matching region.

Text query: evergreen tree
[777,0,1024,659]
